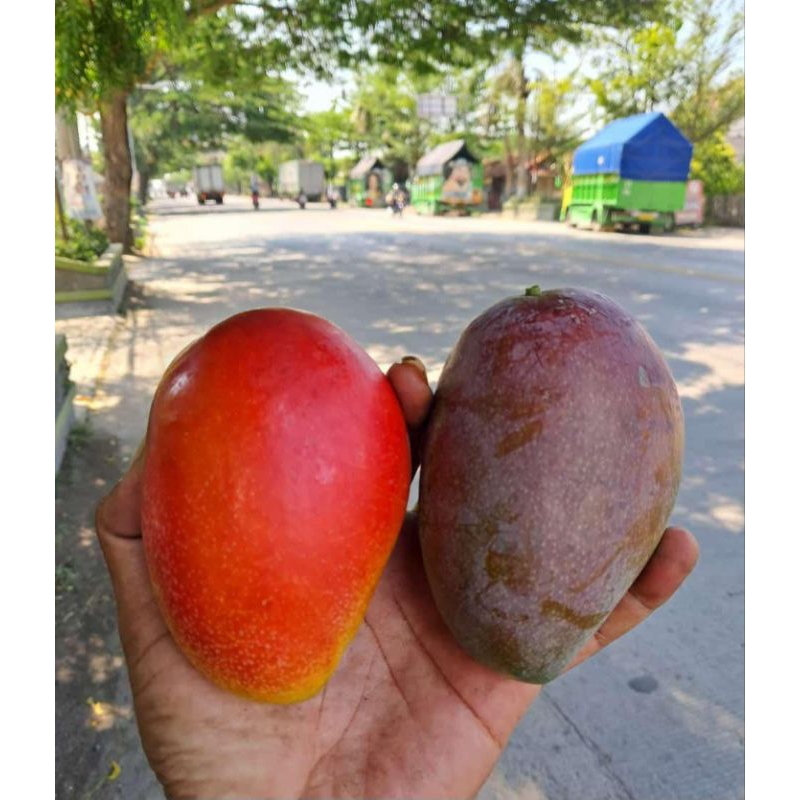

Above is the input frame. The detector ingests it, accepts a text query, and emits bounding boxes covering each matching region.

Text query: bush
[55,217,109,263]
[690,132,745,197]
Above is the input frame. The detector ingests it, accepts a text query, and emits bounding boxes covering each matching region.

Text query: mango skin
[141,308,410,703]
[419,288,683,684]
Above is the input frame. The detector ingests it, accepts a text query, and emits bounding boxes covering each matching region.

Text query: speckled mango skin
[419,288,683,684]
[141,308,411,703]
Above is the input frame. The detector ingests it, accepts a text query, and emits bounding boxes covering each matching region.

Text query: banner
[62,159,102,221]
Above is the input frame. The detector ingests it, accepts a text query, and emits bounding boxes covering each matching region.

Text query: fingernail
[400,355,427,378]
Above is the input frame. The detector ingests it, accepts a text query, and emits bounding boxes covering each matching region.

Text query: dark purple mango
[419,287,684,683]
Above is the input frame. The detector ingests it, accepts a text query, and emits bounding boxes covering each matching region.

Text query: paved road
[58,194,744,799]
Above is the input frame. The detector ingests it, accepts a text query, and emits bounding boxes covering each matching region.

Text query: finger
[386,357,433,474]
[386,356,432,430]
[95,439,170,660]
[566,527,700,672]
[96,438,146,540]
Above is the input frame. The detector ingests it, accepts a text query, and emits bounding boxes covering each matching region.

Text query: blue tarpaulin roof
[573,112,693,181]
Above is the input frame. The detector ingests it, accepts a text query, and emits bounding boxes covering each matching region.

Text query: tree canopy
[55,0,744,243]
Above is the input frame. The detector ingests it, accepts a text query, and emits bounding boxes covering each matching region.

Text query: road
[56,194,744,799]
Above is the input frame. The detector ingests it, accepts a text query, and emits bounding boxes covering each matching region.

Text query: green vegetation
[56,0,744,227]
[55,218,110,264]
[586,0,744,196]
[690,132,745,196]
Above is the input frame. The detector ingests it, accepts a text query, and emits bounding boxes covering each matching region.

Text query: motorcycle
[251,191,260,210]
[390,194,405,217]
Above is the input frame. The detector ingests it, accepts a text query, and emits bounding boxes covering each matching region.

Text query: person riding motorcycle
[250,174,260,210]
[389,183,405,216]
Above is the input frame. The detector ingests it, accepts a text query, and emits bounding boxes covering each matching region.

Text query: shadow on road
[55,223,744,800]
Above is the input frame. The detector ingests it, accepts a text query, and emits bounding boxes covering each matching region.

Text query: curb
[55,243,128,314]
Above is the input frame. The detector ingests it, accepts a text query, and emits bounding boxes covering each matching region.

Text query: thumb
[95,442,170,661]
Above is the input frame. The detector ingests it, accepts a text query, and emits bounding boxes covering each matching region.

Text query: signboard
[417,93,457,121]
[61,159,102,221]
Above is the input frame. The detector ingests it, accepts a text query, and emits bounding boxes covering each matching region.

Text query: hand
[96,358,699,799]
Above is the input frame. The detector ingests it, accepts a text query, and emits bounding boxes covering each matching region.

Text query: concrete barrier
[55,334,77,473]
[55,243,128,315]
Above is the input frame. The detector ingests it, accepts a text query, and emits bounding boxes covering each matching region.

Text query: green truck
[561,112,693,233]
[348,156,391,208]
[411,140,484,215]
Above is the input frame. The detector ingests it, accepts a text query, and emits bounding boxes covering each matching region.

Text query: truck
[193,163,225,205]
[561,112,693,234]
[411,139,484,216]
[278,160,325,202]
[674,179,705,228]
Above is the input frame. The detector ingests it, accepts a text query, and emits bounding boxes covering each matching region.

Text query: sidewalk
[55,258,163,800]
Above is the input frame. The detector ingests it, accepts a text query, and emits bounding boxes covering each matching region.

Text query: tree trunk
[99,89,133,252]
[513,48,530,198]
[138,164,151,208]
[503,133,515,201]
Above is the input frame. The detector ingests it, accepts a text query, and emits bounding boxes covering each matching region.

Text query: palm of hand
[116,512,537,800]
[98,362,698,800]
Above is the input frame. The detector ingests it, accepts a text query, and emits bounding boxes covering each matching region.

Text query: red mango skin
[141,308,411,704]
[419,288,684,684]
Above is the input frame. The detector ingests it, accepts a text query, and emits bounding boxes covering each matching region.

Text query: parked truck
[193,163,225,205]
[278,160,325,202]
[561,112,693,234]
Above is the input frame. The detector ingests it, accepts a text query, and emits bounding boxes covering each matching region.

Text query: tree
[57,0,671,245]
[466,1,671,196]
[56,0,354,250]
[128,27,300,206]
[527,71,586,181]
[347,65,438,172]
[56,0,187,249]
[669,0,744,144]
[585,0,744,146]
[689,131,744,196]
[585,21,684,121]
[298,108,356,178]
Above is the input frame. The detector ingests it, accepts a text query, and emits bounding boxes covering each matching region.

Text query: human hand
[96,357,699,799]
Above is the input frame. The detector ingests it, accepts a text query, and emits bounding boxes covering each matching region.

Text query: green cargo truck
[348,155,392,208]
[562,112,693,233]
[411,140,484,215]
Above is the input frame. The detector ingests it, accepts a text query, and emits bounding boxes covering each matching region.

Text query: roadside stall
[348,156,391,208]
[411,140,484,215]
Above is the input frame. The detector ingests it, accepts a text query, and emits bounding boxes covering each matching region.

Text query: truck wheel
[198,198,205,205]
[639,223,651,234]
[215,197,223,205]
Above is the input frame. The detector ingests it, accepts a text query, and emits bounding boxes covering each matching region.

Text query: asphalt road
[61,194,744,799]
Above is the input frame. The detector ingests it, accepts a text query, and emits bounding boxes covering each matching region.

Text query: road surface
[56,194,744,800]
